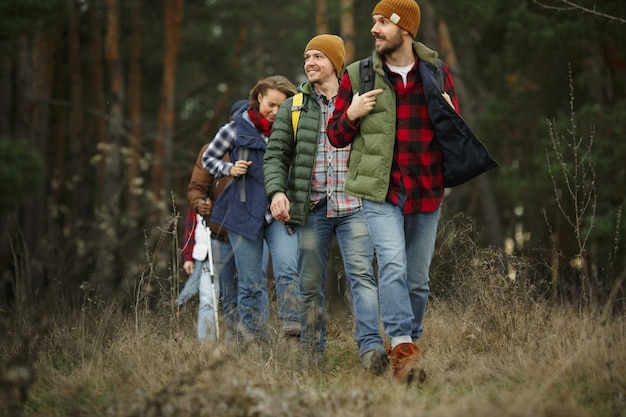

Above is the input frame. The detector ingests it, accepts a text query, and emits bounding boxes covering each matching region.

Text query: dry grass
[1,219,625,417]
[1,284,624,417]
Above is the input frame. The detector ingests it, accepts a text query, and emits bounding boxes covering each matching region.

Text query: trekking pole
[202,199,220,341]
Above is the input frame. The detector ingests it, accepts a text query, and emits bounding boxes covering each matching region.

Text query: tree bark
[152,0,185,216]
[15,31,55,299]
[128,0,143,214]
[340,0,355,64]
[88,0,107,195]
[104,0,124,207]
[316,0,328,34]
[94,0,125,291]
[67,0,84,213]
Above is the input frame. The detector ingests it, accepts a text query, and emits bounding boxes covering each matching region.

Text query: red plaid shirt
[329,60,457,214]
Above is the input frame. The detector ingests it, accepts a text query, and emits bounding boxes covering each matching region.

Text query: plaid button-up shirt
[310,91,362,218]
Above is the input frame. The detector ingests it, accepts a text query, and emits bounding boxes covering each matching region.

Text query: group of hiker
[178,0,496,383]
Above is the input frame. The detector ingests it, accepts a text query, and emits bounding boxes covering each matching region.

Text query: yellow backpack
[291,92,304,142]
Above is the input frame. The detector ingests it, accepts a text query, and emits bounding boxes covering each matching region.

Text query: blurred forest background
[0,0,625,314]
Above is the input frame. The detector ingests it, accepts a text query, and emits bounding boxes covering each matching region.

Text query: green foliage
[0,138,44,212]
[1,0,624,308]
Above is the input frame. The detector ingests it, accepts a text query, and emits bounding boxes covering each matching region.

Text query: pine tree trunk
[88,0,107,196]
[340,0,355,64]
[15,32,55,299]
[152,0,185,217]
[128,0,143,214]
[67,0,84,214]
[316,0,328,34]
[94,0,125,291]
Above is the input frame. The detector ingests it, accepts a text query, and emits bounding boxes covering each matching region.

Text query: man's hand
[347,88,384,122]
[183,260,194,275]
[442,91,455,110]
[270,192,291,223]
[230,160,252,177]
[196,198,212,216]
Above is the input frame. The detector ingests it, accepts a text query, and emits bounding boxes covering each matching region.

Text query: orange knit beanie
[372,0,421,38]
[304,34,346,76]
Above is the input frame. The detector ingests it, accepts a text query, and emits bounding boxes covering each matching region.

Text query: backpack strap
[238,147,249,202]
[359,56,374,93]
[291,93,304,142]
[435,59,444,92]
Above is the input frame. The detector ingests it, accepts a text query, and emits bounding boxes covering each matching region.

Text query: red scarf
[248,107,272,137]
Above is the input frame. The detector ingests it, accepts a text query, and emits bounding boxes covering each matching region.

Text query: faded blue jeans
[362,199,440,343]
[212,238,237,338]
[228,220,299,337]
[216,238,270,340]
[299,203,383,355]
[176,238,236,309]
[177,237,269,341]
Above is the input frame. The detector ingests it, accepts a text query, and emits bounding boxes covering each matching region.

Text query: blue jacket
[210,108,269,240]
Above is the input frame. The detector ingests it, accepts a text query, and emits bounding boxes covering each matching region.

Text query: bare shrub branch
[532,0,626,24]
[544,65,597,305]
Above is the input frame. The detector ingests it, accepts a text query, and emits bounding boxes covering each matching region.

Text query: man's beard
[374,30,403,56]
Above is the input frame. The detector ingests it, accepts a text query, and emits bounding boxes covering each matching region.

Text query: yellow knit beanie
[372,0,421,38]
[304,34,346,76]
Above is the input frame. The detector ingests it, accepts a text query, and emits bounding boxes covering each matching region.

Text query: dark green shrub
[0,138,44,212]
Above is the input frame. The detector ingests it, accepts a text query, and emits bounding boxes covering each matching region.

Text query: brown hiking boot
[387,342,426,384]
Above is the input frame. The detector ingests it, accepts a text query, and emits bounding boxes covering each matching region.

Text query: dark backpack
[355,56,498,188]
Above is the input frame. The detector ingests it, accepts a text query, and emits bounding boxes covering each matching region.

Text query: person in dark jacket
[327,0,458,383]
[202,76,300,341]
[264,35,386,374]
[179,99,270,343]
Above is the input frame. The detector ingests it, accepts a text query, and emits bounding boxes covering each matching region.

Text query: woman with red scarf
[202,76,300,343]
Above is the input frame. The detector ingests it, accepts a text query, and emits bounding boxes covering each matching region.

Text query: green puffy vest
[345,54,396,202]
[344,43,440,202]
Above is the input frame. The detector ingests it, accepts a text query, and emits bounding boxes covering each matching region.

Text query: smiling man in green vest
[264,34,387,375]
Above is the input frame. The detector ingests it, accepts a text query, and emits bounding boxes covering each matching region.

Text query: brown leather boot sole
[387,342,427,384]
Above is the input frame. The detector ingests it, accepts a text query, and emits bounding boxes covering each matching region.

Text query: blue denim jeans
[177,237,269,341]
[228,221,298,336]
[212,238,237,338]
[177,238,237,308]
[265,220,300,324]
[299,203,382,355]
[362,199,440,342]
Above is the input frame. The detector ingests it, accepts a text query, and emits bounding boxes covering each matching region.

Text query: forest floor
[1,289,624,417]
